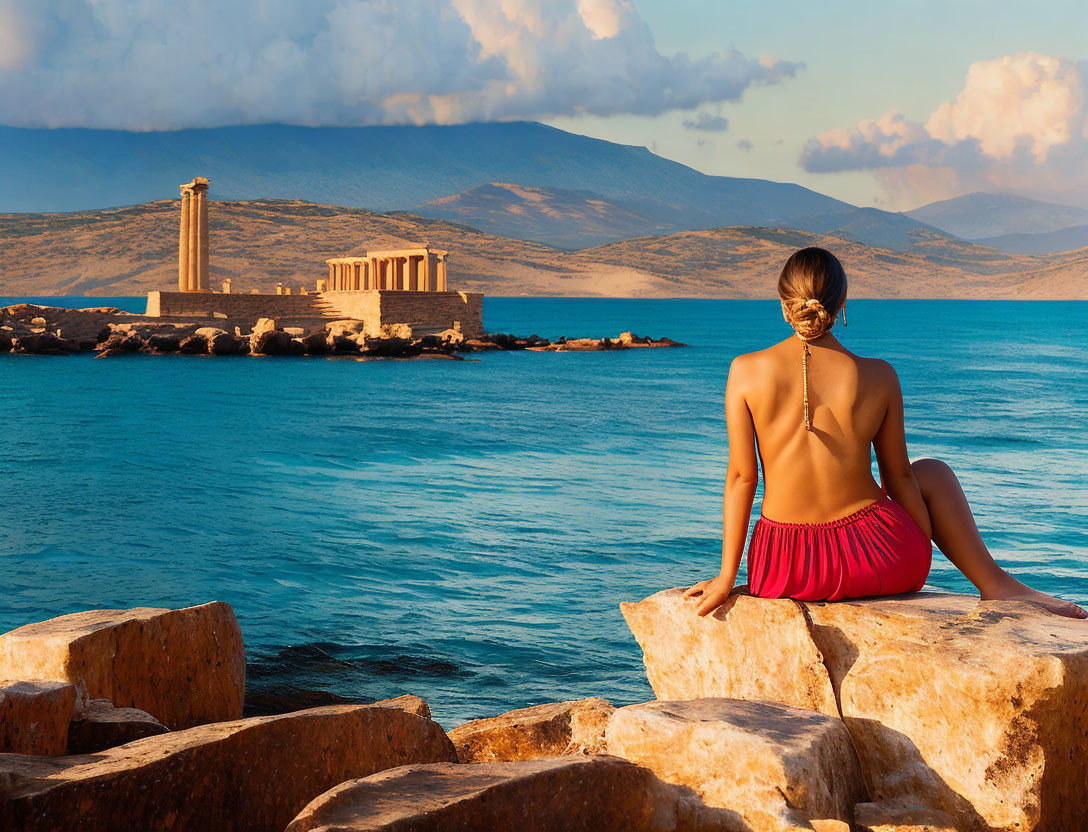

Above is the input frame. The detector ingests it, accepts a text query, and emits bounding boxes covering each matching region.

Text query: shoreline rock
[622,587,1088,831]
[285,755,748,832]
[0,704,458,832]
[4,305,686,359]
[0,602,245,730]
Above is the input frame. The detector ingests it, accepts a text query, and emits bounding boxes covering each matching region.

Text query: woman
[683,247,1086,619]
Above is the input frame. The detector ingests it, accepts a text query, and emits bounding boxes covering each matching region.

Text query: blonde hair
[778,247,847,341]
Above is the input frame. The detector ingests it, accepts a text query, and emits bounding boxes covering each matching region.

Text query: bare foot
[982,577,1087,619]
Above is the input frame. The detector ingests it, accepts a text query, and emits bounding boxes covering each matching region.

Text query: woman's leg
[911,458,1086,618]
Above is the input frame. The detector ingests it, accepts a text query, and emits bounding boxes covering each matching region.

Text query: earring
[841,302,848,327]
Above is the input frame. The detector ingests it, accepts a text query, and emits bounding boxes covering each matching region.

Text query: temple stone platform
[146,289,483,338]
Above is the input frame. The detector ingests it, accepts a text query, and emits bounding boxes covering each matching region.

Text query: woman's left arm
[683,357,759,616]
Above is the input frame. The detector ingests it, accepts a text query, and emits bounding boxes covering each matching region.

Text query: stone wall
[330,291,484,338]
[147,292,331,322]
[146,291,484,337]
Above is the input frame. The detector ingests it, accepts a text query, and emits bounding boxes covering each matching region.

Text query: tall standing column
[178,187,191,292]
[437,255,448,291]
[187,187,200,292]
[197,183,210,291]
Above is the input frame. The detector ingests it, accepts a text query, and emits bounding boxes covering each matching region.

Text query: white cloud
[0,0,800,130]
[800,52,1088,206]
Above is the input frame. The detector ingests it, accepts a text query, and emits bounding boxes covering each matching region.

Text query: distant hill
[973,224,1088,255]
[413,183,681,250]
[0,198,1081,300]
[414,179,957,253]
[906,193,1088,241]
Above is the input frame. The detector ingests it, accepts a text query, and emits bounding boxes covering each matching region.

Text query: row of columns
[178,177,210,292]
[325,252,448,292]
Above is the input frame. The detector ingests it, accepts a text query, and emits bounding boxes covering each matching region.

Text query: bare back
[733,334,894,523]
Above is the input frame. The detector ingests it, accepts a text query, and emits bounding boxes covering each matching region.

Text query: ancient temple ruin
[147,176,483,338]
[177,178,210,293]
[323,248,449,292]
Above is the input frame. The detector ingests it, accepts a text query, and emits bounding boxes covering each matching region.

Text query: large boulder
[447,697,614,763]
[621,590,839,716]
[66,698,169,754]
[0,602,244,730]
[0,704,457,832]
[605,698,864,832]
[622,588,1088,831]
[252,329,294,356]
[0,680,77,755]
[371,694,431,718]
[285,755,749,832]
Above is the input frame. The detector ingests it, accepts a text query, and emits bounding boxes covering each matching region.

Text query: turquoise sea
[2,297,1086,727]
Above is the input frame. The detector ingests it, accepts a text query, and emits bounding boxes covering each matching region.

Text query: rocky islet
[0,303,684,359]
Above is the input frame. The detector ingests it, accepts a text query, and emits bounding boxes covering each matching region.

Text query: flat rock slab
[286,755,749,832]
[0,704,458,832]
[66,698,169,754]
[605,698,863,832]
[447,697,614,763]
[622,588,1088,831]
[621,590,839,716]
[371,694,431,718]
[0,681,76,756]
[0,602,245,730]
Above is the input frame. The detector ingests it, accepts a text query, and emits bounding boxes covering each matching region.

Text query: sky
[0,0,1085,210]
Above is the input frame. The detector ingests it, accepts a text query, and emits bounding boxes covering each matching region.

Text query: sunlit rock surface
[605,698,863,832]
[285,755,750,832]
[0,680,76,756]
[0,602,244,730]
[0,705,457,832]
[622,588,1088,831]
[447,697,614,763]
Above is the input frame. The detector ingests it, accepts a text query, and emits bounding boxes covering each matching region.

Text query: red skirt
[746,495,932,601]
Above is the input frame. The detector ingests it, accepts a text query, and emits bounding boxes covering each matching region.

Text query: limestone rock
[853,801,959,832]
[326,319,367,338]
[0,601,244,730]
[66,698,169,754]
[251,317,277,338]
[286,755,748,832]
[208,332,247,355]
[436,327,464,345]
[620,589,839,716]
[301,331,330,355]
[379,323,413,339]
[146,333,181,352]
[194,326,228,339]
[0,680,76,756]
[0,704,457,832]
[252,329,294,355]
[371,694,430,718]
[179,333,208,354]
[13,333,80,355]
[605,698,863,832]
[447,697,614,763]
[329,334,361,353]
[623,588,1088,831]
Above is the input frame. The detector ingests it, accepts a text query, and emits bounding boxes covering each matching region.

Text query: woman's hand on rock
[682,574,738,617]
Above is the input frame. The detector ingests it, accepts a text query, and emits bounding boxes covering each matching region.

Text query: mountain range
[1,199,1083,300]
[0,121,1085,298]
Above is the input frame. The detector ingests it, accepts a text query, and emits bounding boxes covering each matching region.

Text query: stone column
[178,187,191,292]
[197,184,209,291]
[328,263,334,290]
[422,252,433,291]
[437,255,448,292]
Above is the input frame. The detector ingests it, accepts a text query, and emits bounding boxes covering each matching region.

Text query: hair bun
[787,297,831,339]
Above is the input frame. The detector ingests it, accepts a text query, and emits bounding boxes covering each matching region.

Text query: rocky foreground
[2,590,1085,831]
[0,304,684,359]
